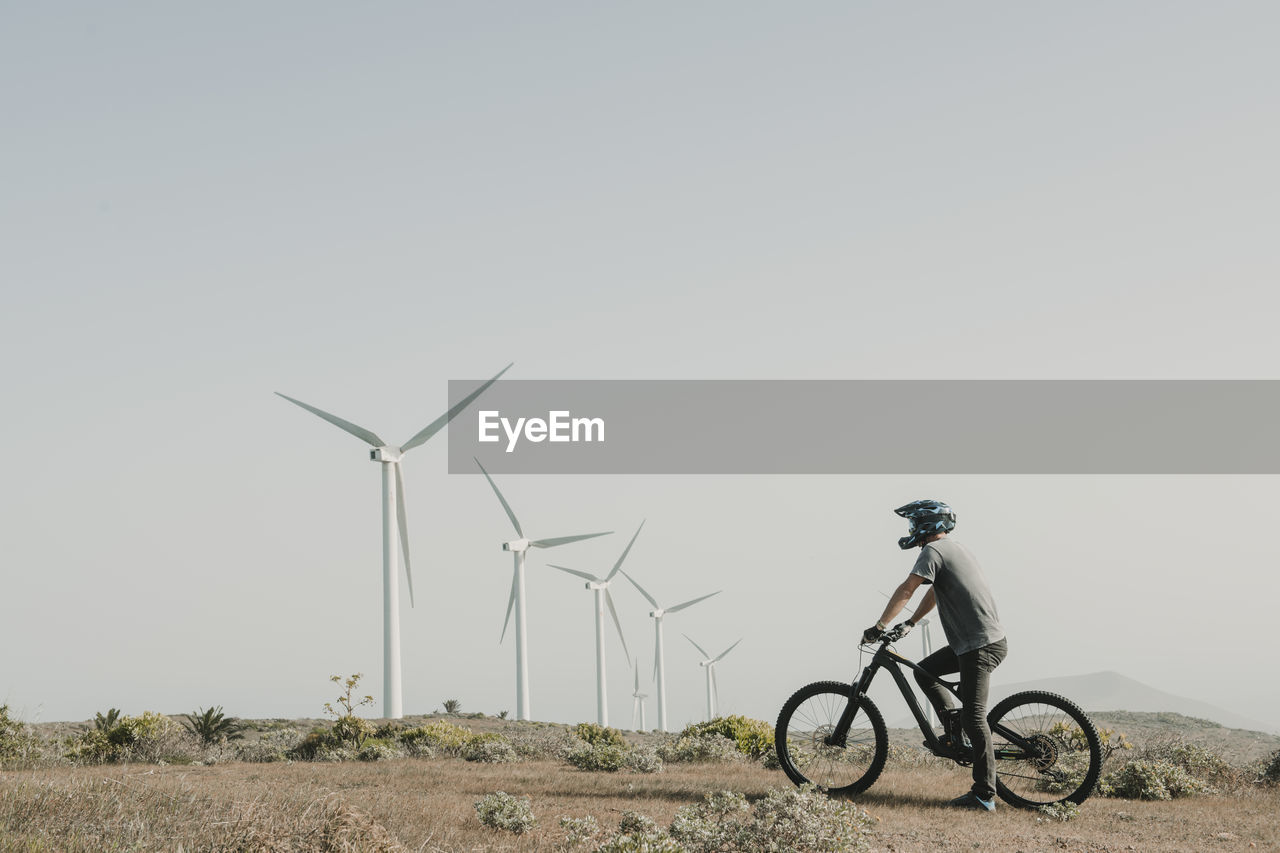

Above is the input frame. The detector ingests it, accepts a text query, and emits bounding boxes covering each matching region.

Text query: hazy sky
[3,3,1278,733]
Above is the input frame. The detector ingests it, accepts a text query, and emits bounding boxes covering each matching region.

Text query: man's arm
[910,587,937,624]
[875,573,926,628]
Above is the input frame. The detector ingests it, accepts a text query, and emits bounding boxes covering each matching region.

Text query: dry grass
[2,755,1278,852]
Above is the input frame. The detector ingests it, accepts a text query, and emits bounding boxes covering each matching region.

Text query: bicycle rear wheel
[774,681,888,796]
[989,690,1103,808]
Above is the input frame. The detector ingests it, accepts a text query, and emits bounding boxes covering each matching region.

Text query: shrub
[0,706,43,767]
[657,731,740,764]
[559,815,601,847]
[1138,736,1236,786]
[1263,749,1280,786]
[575,722,627,748]
[681,716,775,759]
[236,728,302,763]
[566,740,629,772]
[625,744,664,774]
[66,711,179,765]
[509,728,574,760]
[474,791,536,835]
[1037,801,1081,822]
[399,720,474,755]
[464,734,518,764]
[358,740,402,762]
[443,699,462,714]
[669,786,874,852]
[1100,760,1214,800]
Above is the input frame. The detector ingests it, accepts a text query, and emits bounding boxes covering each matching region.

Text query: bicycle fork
[825,663,878,747]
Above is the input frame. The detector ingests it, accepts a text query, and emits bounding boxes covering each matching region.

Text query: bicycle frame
[828,638,1035,762]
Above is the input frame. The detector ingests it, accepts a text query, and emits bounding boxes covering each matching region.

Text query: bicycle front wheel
[774,681,888,796]
[989,690,1103,808]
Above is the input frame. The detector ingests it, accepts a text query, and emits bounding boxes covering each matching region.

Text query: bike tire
[988,690,1103,808]
[774,680,888,796]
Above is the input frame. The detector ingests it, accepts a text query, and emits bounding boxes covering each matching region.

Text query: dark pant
[913,637,1008,800]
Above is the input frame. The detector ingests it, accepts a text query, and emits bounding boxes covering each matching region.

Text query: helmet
[894,500,956,550]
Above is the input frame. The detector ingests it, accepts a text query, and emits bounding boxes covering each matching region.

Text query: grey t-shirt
[911,537,1005,656]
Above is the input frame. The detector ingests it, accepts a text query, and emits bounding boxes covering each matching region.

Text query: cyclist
[862,499,1008,811]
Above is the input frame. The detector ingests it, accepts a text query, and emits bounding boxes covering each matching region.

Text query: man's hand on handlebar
[861,620,915,645]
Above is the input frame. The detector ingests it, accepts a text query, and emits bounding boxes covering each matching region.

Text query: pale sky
[2,3,1278,732]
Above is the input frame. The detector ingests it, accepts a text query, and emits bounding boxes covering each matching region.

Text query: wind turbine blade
[548,564,599,583]
[605,590,630,665]
[531,532,611,548]
[475,458,523,538]
[395,463,414,608]
[275,393,385,447]
[620,570,659,610]
[713,638,743,663]
[711,667,720,711]
[401,363,513,451]
[500,569,518,643]
[605,520,645,581]
[683,634,711,659]
[878,588,916,616]
[666,590,721,614]
[634,664,640,692]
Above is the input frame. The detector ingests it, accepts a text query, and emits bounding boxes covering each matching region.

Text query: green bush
[680,715,775,759]
[657,731,739,764]
[566,740,629,772]
[1263,749,1280,786]
[464,733,518,764]
[1100,760,1214,800]
[0,705,42,767]
[66,711,176,765]
[475,791,536,835]
[574,722,627,748]
[399,720,474,754]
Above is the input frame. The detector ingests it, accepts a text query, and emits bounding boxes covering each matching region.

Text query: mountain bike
[774,631,1103,808]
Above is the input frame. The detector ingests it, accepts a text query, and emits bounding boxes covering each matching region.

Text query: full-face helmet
[894,499,956,550]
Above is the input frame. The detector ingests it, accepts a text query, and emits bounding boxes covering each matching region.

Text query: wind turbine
[620,572,720,732]
[476,458,611,722]
[631,663,649,731]
[276,364,511,719]
[684,635,741,722]
[549,522,643,727]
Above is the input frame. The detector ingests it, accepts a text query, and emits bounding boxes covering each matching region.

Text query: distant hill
[989,671,1279,735]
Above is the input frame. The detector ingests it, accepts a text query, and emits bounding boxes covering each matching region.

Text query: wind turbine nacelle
[650,609,665,619]
[503,538,531,552]
[370,447,403,462]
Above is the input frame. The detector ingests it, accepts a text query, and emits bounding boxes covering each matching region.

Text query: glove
[861,624,885,644]
[884,621,914,642]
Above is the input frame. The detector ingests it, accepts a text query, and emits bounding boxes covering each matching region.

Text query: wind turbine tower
[621,572,719,732]
[631,663,649,731]
[476,458,611,722]
[276,364,511,719]
[550,522,644,726]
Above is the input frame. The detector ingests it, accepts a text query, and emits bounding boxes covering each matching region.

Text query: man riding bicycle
[862,500,1008,811]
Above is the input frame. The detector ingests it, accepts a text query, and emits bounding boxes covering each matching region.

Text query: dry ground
[2,754,1277,852]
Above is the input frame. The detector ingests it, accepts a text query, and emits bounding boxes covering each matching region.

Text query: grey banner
[446,380,1280,474]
